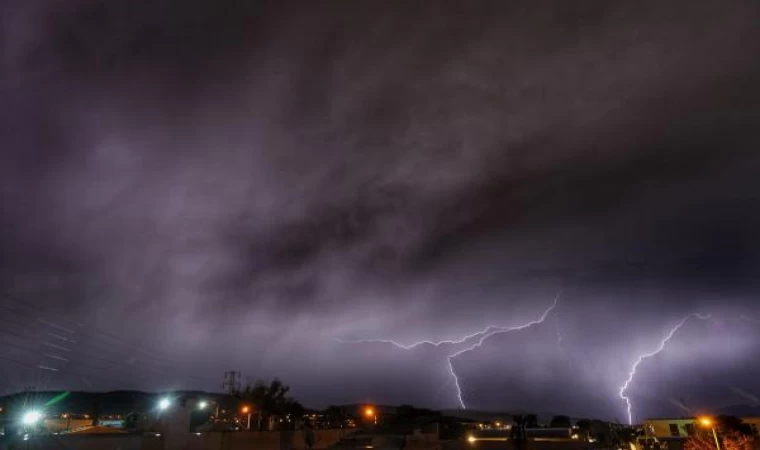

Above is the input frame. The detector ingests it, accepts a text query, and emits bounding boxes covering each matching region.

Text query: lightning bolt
[446,294,560,408]
[337,293,561,410]
[619,312,711,425]
[334,326,500,350]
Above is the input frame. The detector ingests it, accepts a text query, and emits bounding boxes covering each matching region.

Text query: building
[643,416,760,441]
[643,418,698,440]
[742,417,760,434]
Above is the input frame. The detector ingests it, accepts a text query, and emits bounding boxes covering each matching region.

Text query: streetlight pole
[242,406,252,431]
[698,417,721,450]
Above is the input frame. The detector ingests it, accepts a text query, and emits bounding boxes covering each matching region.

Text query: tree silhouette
[717,416,755,436]
[325,405,345,428]
[240,378,301,430]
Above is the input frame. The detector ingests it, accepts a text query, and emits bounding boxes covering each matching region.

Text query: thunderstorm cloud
[1,0,759,420]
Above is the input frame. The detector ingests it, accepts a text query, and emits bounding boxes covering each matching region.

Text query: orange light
[699,417,712,427]
[241,406,250,414]
[364,407,375,417]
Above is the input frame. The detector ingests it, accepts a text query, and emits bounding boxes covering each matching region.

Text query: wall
[644,419,695,439]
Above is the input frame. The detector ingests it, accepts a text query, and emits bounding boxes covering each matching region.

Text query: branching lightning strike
[446,294,560,408]
[339,294,561,410]
[335,326,501,350]
[618,312,711,425]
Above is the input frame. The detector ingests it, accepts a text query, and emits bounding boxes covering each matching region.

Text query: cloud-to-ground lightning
[446,294,560,408]
[619,313,711,425]
[337,294,561,409]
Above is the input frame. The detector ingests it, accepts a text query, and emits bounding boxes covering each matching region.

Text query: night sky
[2,0,760,423]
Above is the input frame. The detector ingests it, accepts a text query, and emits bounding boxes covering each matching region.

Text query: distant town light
[364,407,374,417]
[22,410,42,426]
[158,398,171,411]
[468,435,477,444]
[198,401,208,410]
[241,406,250,414]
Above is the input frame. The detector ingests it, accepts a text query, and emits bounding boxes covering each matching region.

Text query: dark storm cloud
[2,0,760,419]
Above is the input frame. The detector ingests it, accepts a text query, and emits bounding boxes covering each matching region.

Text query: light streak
[618,313,711,425]
[338,294,561,409]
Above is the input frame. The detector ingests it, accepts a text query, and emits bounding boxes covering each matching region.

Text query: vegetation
[716,416,756,436]
[239,378,304,430]
[686,431,755,450]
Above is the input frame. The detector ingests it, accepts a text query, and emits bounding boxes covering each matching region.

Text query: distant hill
[0,390,227,415]
[440,409,574,424]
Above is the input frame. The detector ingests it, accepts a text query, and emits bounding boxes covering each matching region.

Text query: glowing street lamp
[158,398,171,411]
[364,406,377,425]
[698,417,721,450]
[241,406,252,431]
[198,401,208,410]
[22,410,42,427]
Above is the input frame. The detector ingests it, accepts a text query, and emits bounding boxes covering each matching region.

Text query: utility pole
[219,371,241,422]
[222,371,241,395]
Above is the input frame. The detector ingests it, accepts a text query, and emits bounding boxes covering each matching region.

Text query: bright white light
[22,410,42,426]
[468,435,477,443]
[158,398,171,410]
[198,401,208,409]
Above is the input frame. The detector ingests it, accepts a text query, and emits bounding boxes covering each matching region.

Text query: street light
[158,398,171,411]
[198,401,208,410]
[241,406,252,431]
[364,407,376,425]
[698,417,721,450]
[22,410,42,426]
